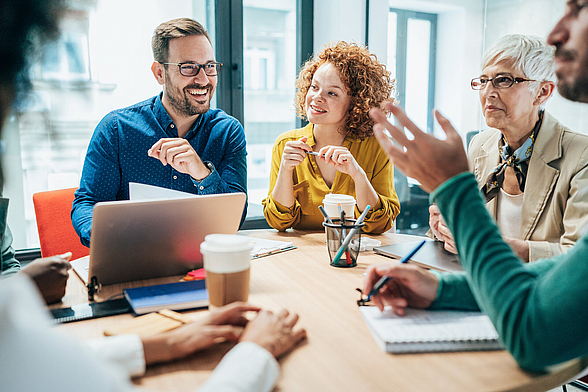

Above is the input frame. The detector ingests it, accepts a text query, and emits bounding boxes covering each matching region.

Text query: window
[7,0,312,249]
[243,1,298,205]
[388,8,437,134]
[387,8,437,235]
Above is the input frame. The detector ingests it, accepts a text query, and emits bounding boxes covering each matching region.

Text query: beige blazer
[468,111,588,261]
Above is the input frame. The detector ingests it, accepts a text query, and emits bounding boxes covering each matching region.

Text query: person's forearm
[432,172,588,371]
[351,169,379,212]
[271,166,296,208]
[71,201,94,247]
[142,333,178,365]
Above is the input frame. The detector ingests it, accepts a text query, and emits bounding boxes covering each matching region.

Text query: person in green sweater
[366,0,588,373]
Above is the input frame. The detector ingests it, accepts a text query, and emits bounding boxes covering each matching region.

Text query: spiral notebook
[360,306,503,353]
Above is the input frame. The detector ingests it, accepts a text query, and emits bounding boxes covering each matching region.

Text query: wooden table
[55,230,586,392]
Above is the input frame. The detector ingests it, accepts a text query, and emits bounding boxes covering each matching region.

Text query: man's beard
[555,46,588,104]
[557,73,588,103]
[165,82,213,117]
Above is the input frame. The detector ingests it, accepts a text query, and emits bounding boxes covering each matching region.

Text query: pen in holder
[323,218,364,267]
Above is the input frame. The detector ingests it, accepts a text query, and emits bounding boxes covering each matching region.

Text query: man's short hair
[151,18,211,63]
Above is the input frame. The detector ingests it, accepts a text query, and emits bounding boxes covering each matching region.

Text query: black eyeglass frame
[160,61,223,77]
[470,75,537,90]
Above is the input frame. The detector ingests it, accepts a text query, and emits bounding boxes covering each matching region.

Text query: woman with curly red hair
[262,41,401,233]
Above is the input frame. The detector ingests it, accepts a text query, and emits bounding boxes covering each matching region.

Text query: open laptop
[75,192,246,287]
[374,239,462,272]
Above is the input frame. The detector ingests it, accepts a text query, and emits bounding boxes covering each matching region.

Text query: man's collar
[154,93,206,138]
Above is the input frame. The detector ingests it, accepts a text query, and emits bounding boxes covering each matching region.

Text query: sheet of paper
[129,182,196,201]
[70,255,90,284]
[248,237,294,257]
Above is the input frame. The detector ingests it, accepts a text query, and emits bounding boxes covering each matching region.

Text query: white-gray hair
[482,34,555,91]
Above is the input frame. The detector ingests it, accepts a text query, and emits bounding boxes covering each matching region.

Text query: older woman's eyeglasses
[471,75,536,90]
[160,62,222,77]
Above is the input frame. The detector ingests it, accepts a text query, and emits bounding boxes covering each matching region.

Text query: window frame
[389,7,437,134]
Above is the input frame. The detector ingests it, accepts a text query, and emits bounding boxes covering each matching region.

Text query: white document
[360,306,502,353]
[129,182,196,201]
[70,256,90,284]
[248,237,295,258]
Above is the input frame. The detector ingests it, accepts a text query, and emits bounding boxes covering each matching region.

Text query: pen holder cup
[323,219,364,268]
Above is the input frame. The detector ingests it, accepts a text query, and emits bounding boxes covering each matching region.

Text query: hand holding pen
[366,240,426,301]
[361,240,439,315]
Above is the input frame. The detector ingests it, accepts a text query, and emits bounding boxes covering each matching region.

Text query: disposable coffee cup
[323,194,356,219]
[200,234,252,307]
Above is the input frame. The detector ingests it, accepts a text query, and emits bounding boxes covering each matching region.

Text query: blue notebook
[123,280,209,316]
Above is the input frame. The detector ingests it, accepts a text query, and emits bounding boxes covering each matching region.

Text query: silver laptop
[87,192,246,286]
[374,239,462,272]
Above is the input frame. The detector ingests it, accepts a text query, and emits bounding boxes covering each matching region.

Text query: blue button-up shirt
[72,94,247,247]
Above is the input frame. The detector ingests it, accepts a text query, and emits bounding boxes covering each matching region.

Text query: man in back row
[72,18,247,247]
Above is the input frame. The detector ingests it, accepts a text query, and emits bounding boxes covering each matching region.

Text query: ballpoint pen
[331,205,371,265]
[365,239,426,302]
[306,150,347,162]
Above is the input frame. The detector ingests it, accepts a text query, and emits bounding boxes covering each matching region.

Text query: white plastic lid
[200,234,252,253]
[322,193,356,204]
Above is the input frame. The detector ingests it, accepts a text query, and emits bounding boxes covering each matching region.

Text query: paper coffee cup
[200,234,252,307]
[322,193,356,219]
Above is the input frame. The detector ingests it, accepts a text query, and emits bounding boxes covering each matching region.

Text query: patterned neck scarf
[482,110,544,202]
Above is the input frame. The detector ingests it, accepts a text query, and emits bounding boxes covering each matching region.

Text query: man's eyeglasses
[161,62,222,77]
[471,75,536,90]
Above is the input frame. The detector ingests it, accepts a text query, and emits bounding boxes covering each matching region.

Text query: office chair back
[33,187,89,260]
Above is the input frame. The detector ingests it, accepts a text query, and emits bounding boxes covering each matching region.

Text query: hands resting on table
[142,302,307,366]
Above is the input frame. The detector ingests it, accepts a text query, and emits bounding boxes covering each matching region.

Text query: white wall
[314,0,367,49]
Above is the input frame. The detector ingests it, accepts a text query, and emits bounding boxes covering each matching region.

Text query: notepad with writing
[123,280,209,316]
[360,306,502,353]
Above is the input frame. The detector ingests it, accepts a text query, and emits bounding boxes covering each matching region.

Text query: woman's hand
[317,145,364,180]
[429,205,457,254]
[280,137,311,172]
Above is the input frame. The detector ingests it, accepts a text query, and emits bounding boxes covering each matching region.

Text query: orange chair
[33,187,89,260]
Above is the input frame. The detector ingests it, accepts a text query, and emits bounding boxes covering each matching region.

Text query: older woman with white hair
[429,34,588,262]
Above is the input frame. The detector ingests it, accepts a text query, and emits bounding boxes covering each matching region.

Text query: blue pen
[366,239,427,301]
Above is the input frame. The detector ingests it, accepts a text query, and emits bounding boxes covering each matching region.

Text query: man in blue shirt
[72,18,247,247]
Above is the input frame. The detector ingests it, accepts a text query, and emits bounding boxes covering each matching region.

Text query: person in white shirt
[0,1,306,391]
[1,274,305,392]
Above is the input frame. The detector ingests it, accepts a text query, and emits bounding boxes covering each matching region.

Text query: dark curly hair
[294,41,396,139]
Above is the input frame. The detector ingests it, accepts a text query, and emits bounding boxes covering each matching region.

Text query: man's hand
[429,204,457,254]
[363,262,439,316]
[21,252,72,304]
[240,309,307,358]
[148,138,211,180]
[142,302,260,365]
[369,103,469,194]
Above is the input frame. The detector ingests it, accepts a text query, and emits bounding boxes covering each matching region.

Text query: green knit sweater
[429,172,588,372]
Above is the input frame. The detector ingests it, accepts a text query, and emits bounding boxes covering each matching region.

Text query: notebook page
[360,306,499,345]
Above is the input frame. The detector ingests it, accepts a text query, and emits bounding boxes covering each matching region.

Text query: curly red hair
[294,41,396,139]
